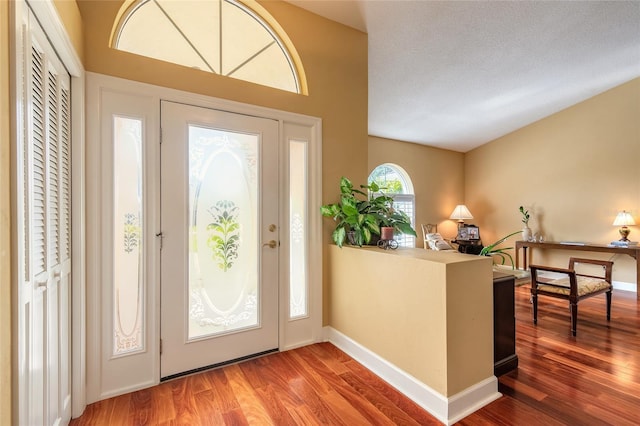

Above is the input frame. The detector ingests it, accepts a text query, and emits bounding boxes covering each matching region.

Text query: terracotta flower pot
[381,226,395,241]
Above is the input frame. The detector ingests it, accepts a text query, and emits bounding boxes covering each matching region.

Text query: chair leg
[532,294,538,324]
[606,290,612,321]
[570,302,577,336]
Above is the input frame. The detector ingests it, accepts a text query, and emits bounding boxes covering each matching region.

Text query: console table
[515,241,640,299]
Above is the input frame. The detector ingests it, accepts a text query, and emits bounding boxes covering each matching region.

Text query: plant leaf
[340,177,353,195]
[395,222,417,236]
[333,227,346,247]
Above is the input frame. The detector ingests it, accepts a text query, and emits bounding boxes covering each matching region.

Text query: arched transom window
[112,0,305,94]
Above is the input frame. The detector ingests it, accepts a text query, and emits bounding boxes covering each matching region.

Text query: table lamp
[450,204,473,229]
[613,210,635,242]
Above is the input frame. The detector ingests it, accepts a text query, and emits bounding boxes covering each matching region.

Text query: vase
[380,226,395,241]
[522,226,532,241]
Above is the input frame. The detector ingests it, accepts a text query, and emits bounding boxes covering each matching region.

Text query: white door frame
[85,72,323,405]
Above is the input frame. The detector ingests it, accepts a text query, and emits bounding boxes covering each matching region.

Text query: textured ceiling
[285,0,640,152]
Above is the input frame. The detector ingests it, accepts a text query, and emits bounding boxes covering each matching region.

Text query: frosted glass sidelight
[289,140,308,318]
[188,125,259,339]
[113,116,144,356]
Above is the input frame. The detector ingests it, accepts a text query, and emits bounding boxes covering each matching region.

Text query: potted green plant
[320,177,417,247]
[519,206,531,241]
[320,177,380,247]
[479,230,521,267]
[365,183,417,240]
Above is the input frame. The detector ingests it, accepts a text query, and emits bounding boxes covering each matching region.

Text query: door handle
[262,240,278,248]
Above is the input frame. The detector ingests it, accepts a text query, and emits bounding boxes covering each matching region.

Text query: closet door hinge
[160,339,163,355]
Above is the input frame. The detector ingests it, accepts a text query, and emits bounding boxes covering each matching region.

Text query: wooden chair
[421,224,437,249]
[530,257,613,336]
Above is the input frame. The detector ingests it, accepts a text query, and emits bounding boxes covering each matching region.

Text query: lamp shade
[613,211,635,226]
[450,205,474,221]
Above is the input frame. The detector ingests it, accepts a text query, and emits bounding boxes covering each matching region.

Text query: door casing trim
[85,71,323,404]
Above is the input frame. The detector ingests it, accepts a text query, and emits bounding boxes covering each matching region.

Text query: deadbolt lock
[268,224,277,232]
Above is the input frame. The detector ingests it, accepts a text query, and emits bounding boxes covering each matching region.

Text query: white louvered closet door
[17,6,72,425]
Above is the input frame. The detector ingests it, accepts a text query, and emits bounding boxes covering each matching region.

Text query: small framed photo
[457,227,469,240]
[467,226,480,240]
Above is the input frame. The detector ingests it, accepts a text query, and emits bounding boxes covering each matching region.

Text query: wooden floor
[462,285,640,425]
[71,285,640,425]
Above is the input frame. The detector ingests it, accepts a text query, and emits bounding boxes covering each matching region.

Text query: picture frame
[456,225,480,241]
[467,226,480,240]
[457,227,469,240]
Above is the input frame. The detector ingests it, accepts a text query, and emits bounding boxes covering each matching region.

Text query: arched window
[368,164,416,248]
[111,0,307,94]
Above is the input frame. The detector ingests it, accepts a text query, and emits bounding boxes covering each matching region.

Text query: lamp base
[619,226,631,241]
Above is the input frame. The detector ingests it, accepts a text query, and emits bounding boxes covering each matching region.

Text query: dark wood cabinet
[493,272,518,376]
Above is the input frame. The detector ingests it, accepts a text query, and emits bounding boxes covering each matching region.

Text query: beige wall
[1,2,12,424]
[329,246,494,396]
[465,78,640,283]
[76,0,369,324]
[368,136,465,244]
[366,79,639,286]
[53,0,84,63]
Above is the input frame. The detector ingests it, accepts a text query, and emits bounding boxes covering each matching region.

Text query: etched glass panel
[188,125,258,339]
[113,116,144,355]
[289,140,307,318]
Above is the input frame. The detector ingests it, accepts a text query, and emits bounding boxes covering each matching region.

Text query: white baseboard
[324,327,501,425]
[613,280,636,293]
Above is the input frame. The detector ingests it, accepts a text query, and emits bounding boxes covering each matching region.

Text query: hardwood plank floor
[71,286,639,425]
[462,285,640,425]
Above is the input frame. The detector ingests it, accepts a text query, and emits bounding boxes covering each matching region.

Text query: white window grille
[114,0,301,93]
[390,194,415,248]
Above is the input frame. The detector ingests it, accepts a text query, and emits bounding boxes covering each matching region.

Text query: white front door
[160,101,279,379]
